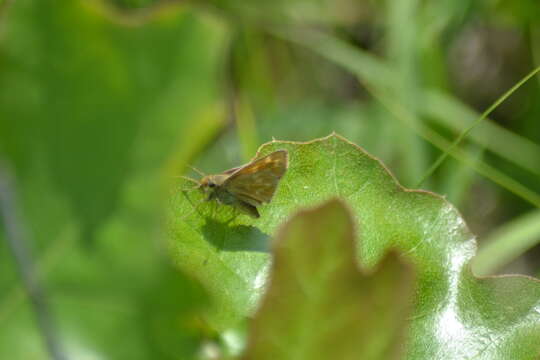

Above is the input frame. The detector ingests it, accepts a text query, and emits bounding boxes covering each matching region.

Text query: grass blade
[271,27,540,207]
[416,66,540,187]
[473,209,540,275]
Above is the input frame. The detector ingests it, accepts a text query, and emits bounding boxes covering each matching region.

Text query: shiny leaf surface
[170,134,540,358]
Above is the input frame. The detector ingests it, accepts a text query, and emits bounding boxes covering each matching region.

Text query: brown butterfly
[183,150,288,218]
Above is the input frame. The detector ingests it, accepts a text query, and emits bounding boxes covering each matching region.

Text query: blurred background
[0,0,539,358]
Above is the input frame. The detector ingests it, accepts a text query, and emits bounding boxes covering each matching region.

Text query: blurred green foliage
[0,0,227,358]
[1,0,540,359]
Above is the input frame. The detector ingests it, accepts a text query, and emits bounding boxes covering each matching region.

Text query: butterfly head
[199,174,229,193]
[199,176,215,191]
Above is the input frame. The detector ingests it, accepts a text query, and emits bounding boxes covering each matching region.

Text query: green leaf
[242,199,415,360]
[0,0,227,241]
[169,134,540,358]
[0,1,229,359]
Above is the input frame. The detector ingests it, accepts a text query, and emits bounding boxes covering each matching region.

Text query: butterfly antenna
[172,175,201,193]
[187,165,206,177]
[173,175,200,185]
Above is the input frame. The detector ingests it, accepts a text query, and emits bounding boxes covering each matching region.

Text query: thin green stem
[368,85,540,208]
[416,66,540,187]
[0,162,67,360]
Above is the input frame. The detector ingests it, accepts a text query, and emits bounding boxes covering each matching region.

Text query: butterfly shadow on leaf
[201,218,270,254]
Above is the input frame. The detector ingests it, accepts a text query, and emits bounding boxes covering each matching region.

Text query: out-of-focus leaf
[385,0,429,186]
[170,134,540,358]
[242,199,414,360]
[0,0,227,241]
[473,209,540,275]
[0,0,229,359]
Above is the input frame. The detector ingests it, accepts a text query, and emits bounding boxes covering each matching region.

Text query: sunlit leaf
[170,134,540,358]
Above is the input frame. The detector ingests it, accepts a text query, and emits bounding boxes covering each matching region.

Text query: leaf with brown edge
[242,199,415,360]
[169,134,540,359]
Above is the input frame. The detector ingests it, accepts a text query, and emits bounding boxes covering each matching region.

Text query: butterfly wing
[223,150,288,206]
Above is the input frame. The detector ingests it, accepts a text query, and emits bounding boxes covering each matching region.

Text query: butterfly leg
[235,200,260,218]
[177,192,206,222]
[179,184,199,193]
[210,198,218,220]
[224,208,241,225]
